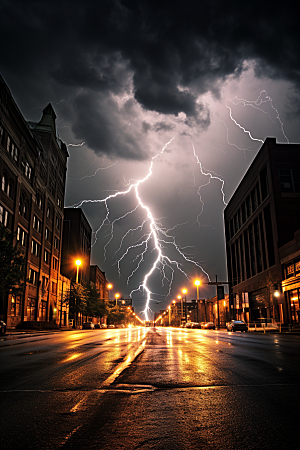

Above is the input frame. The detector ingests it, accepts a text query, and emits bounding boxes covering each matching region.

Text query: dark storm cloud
[1,0,299,158]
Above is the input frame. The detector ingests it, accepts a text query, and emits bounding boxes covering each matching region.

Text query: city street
[1,327,300,450]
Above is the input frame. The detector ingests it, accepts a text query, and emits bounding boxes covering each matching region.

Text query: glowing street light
[115,293,120,306]
[107,283,113,300]
[194,279,201,322]
[194,280,201,300]
[182,288,187,322]
[177,295,183,322]
[75,259,82,283]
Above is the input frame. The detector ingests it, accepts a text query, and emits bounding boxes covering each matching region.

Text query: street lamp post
[195,280,201,323]
[75,259,82,284]
[177,295,182,324]
[182,289,187,322]
[107,284,112,300]
[115,293,120,306]
[168,306,171,326]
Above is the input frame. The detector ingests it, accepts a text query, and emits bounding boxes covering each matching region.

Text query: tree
[69,282,87,327]
[0,224,26,322]
[84,283,108,319]
[69,282,109,326]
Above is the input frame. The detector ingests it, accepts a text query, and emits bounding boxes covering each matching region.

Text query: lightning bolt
[67,141,86,147]
[227,90,289,144]
[226,105,264,144]
[68,161,118,181]
[69,138,212,321]
[192,144,227,224]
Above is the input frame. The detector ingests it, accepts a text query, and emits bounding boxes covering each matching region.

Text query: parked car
[226,320,248,332]
[185,322,193,328]
[100,323,107,329]
[191,322,201,329]
[82,322,95,329]
[201,322,215,330]
[94,323,101,329]
[0,320,6,335]
[108,324,115,329]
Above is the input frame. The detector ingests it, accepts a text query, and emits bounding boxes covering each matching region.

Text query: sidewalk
[2,327,73,340]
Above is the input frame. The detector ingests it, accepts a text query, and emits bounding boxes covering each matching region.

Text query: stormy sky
[1,0,300,318]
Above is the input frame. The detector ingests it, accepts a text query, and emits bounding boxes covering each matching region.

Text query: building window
[44,249,51,265]
[40,300,47,321]
[0,205,9,227]
[28,269,38,285]
[46,205,52,220]
[45,227,52,242]
[246,195,252,218]
[27,298,36,320]
[289,289,299,323]
[11,296,21,316]
[54,236,60,250]
[19,194,29,220]
[33,215,42,233]
[31,239,41,257]
[52,281,57,295]
[2,173,14,199]
[42,276,49,291]
[55,215,61,231]
[1,173,7,192]
[52,257,58,271]
[260,166,269,200]
[0,125,4,145]
[263,204,275,267]
[279,169,300,193]
[17,226,27,247]
[36,193,43,211]
[21,160,32,180]
[286,264,294,278]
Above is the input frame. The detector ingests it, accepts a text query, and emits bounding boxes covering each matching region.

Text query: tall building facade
[61,208,92,284]
[224,138,300,325]
[0,75,69,328]
[90,265,108,300]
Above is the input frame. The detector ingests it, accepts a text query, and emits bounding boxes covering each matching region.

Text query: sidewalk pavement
[1,327,73,340]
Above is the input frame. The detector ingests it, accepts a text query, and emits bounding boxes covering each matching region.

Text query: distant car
[201,322,215,330]
[108,324,115,329]
[227,320,248,332]
[82,322,95,329]
[185,322,193,328]
[191,322,201,329]
[0,320,6,335]
[94,323,101,329]
[100,324,107,329]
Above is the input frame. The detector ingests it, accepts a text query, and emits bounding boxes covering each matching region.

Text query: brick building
[0,75,69,328]
[224,137,300,325]
[90,265,108,301]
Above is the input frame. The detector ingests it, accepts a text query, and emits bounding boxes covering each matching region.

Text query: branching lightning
[192,144,227,224]
[68,161,118,181]
[227,90,289,144]
[67,141,86,147]
[226,105,264,144]
[69,138,215,320]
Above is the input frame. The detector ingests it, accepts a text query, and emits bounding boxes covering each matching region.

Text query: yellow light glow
[75,259,82,266]
[194,280,201,286]
[107,283,113,289]
[182,288,187,294]
[115,293,120,299]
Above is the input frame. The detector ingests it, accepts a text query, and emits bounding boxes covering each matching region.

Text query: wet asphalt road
[0,327,300,450]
